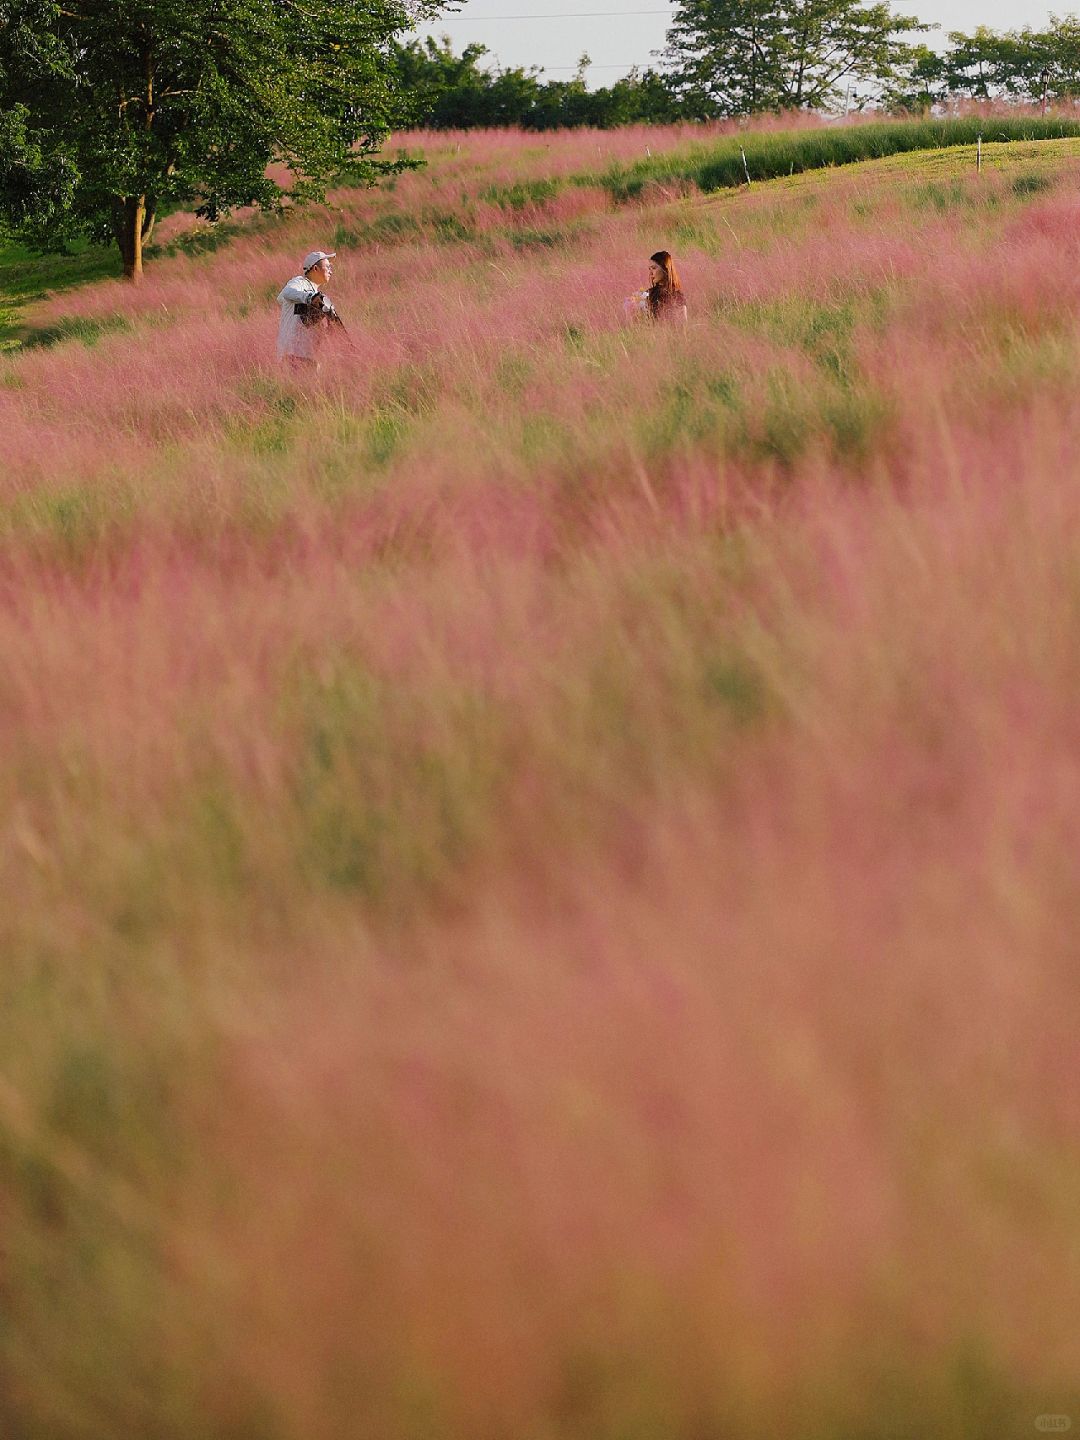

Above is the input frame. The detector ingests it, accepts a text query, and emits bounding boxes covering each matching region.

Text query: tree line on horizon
[2,0,1079,283]
[395,12,1080,129]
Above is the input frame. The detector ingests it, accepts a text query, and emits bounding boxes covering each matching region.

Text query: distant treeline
[391,42,686,129]
[393,15,1080,129]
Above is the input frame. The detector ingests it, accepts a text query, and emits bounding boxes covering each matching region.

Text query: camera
[294,293,338,327]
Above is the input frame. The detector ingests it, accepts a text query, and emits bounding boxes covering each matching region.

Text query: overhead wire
[434,8,673,16]
[415,4,677,75]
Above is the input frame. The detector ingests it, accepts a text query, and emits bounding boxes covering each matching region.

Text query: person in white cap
[276,250,338,365]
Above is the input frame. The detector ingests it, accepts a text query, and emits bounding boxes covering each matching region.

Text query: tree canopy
[389,38,684,129]
[885,15,1080,109]
[0,0,431,278]
[390,16,1080,128]
[662,0,925,115]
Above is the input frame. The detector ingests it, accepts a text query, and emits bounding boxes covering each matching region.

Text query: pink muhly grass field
[3,125,1080,1439]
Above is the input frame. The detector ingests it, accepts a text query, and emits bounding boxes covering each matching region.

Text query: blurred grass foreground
[2,119,1080,1438]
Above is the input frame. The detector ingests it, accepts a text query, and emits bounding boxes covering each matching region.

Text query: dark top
[648,285,687,320]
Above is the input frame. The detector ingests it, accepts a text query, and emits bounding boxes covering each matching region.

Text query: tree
[388,36,687,128]
[879,41,948,110]
[1033,15,1080,103]
[883,15,1080,111]
[663,0,787,115]
[783,0,926,108]
[595,67,686,124]
[391,37,545,128]
[663,0,925,115]
[0,0,433,280]
[935,25,1029,100]
[940,17,1080,105]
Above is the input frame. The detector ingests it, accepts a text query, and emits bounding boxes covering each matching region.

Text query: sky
[412,0,1061,87]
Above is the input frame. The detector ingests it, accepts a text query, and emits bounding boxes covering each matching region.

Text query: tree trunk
[117,195,147,282]
[794,14,809,106]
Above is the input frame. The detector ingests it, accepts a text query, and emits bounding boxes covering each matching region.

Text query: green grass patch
[338,205,478,247]
[0,236,120,350]
[639,368,743,457]
[283,656,504,908]
[520,412,577,463]
[724,295,860,381]
[821,384,895,463]
[506,226,566,250]
[910,177,973,212]
[374,360,443,416]
[671,216,729,257]
[495,353,532,397]
[19,313,132,351]
[480,177,561,211]
[364,408,410,468]
[700,653,770,727]
[228,379,301,457]
[242,414,297,457]
[1012,168,1054,196]
[160,218,249,259]
[0,236,120,302]
[0,483,131,559]
[748,370,815,467]
[588,116,1080,201]
[334,211,423,248]
[427,208,476,244]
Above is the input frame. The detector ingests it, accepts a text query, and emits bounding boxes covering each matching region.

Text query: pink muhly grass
[5,123,1080,1439]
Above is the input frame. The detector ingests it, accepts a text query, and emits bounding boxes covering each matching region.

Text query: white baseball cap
[302,250,336,273]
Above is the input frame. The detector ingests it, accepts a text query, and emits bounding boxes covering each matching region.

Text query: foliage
[0,0,432,278]
[661,0,926,115]
[391,37,686,129]
[886,15,1080,109]
[399,13,1080,127]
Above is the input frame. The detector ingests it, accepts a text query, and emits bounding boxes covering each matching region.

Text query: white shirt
[276,274,320,360]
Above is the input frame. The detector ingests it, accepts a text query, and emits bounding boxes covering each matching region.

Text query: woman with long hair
[647,250,687,322]
[624,250,687,325]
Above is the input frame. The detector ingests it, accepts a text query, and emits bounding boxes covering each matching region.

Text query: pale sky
[412,0,1060,88]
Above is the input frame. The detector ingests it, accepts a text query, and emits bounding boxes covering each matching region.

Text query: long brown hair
[647,250,683,318]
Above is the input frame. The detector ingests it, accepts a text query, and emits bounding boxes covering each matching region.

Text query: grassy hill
[3,123,1080,1440]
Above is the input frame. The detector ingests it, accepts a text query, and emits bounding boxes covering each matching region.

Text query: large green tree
[663,0,924,115]
[0,0,432,279]
[663,0,788,114]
